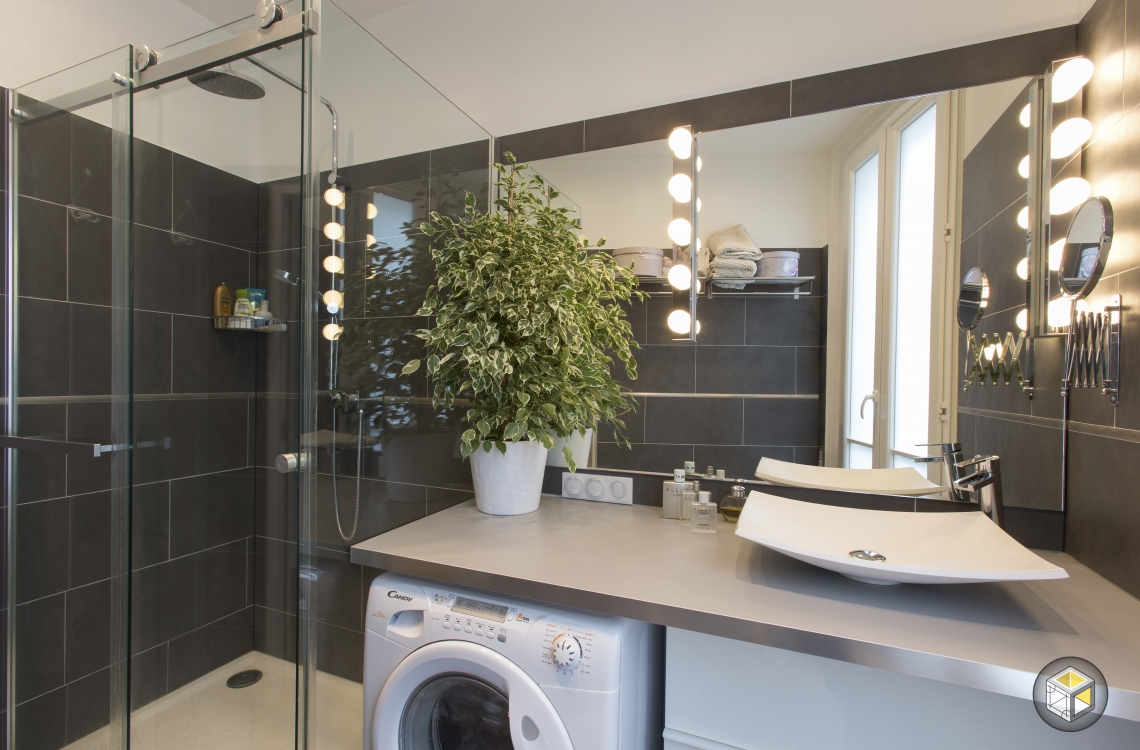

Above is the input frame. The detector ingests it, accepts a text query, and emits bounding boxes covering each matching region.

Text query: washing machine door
[373,640,574,750]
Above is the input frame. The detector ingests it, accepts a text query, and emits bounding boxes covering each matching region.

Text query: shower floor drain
[226,669,264,688]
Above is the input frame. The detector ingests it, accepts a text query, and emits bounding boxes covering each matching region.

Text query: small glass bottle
[679,480,699,526]
[690,491,718,533]
[719,485,747,523]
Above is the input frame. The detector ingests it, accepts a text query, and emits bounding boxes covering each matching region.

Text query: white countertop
[351,495,1140,721]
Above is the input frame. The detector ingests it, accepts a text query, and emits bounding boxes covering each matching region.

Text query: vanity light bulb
[1052,58,1095,103]
[1050,178,1092,215]
[1049,238,1066,271]
[668,264,691,290]
[1019,104,1031,128]
[1016,308,1028,331]
[322,289,344,309]
[668,128,693,159]
[1048,297,1073,328]
[667,310,691,334]
[322,255,345,274]
[668,173,692,203]
[1016,257,1028,280]
[668,218,692,246]
[697,197,702,212]
[1076,299,1093,314]
[1051,118,1093,159]
[322,323,343,341]
[1017,206,1029,229]
[1018,155,1030,179]
[366,233,377,247]
[697,156,702,172]
[323,222,345,241]
[323,187,344,207]
[366,203,378,220]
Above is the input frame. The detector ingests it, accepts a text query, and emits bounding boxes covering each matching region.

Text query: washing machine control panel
[433,592,526,645]
[543,624,595,677]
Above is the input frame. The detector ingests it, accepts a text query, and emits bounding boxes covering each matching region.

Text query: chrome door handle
[859,392,877,419]
[276,452,306,473]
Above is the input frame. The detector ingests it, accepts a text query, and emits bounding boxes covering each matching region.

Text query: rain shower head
[273,269,299,286]
[189,66,265,100]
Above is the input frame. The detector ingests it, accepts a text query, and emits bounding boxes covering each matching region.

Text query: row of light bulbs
[666,127,700,335]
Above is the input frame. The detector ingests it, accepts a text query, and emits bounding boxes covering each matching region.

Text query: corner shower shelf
[636,275,815,299]
[213,316,287,332]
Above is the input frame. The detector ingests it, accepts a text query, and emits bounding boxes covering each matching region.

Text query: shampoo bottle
[213,283,232,329]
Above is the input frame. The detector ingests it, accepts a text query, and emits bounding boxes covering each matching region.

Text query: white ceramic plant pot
[546,428,594,469]
[470,440,549,515]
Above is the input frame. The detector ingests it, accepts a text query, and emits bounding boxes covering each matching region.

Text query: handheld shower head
[273,269,299,286]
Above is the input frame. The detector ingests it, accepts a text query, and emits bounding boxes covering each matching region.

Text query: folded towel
[707,224,757,256]
[717,247,762,261]
[711,257,757,289]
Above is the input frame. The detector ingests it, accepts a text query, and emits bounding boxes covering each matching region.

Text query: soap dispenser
[690,491,718,534]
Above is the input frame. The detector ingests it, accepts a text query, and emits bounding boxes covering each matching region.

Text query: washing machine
[364,572,664,749]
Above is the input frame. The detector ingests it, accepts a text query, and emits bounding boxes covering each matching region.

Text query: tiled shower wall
[252,141,490,682]
[10,103,258,747]
[598,248,826,480]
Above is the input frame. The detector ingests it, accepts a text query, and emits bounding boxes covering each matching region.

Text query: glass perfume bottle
[679,480,699,526]
[662,468,690,519]
[690,491,718,533]
[719,485,747,523]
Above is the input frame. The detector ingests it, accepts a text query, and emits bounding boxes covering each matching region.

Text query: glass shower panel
[301,4,493,747]
[126,33,305,750]
[6,47,134,749]
[846,153,879,468]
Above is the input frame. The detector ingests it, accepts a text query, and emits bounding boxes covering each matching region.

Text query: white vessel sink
[755,457,945,496]
[735,491,1068,585]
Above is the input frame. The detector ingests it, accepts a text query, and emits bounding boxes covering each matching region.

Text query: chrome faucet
[915,443,1005,528]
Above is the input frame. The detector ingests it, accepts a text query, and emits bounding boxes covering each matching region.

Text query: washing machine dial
[551,634,582,670]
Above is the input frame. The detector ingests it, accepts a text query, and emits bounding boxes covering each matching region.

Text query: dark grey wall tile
[70,116,112,217]
[16,685,66,750]
[16,592,65,700]
[133,225,199,316]
[645,397,742,445]
[256,466,297,542]
[17,197,67,300]
[167,607,253,691]
[130,644,168,710]
[65,580,111,682]
[66,402,112,495]
[16,109,71,205]
[315,475,426,547]
[17,498,69,603]
[196,399,251,474]
[169,469,254,558]
[133,311,172,395]
[586,100,695,152]
[257,176,302,254]
[1066,431,1140,597]
[67,206,112,307]
[172,317,255,394]
[792,26,1076,117]
[15,404,67,503]
[695,346,796,394]
[1079,0,1125,133]
[327,317,427,398]
[743,398,820,446]
[70,303,111,396]
[314,552,362,632]
[199,241,252,316]
[195,539,248,627]
[972,415,1061,510]
[692,82,790,133]
[1113,266,1140,428]
[343,152,429,194]
[693,444,794,480]
[131,555,196,654]
[133,398,197,483]
[599,396,645,444]
[975,201,1029,318]
[794,446,822,465]
[316,621,363,683]
[65,667,110,745]
[134,139,173,232]
[255,536,297,614]
[172,154,258,250]
[1003,507,1064,551]
[254,604,297,664]
[647,296,745,345]
[596,442,693,473]
[133,482,170,570]
[616,346,694,393]
[796,347,822,395]
[498,123,584,162]
[426,486,472,516]
[960,84,1030,240]
[745,296,820,346]
[19,297,70,397]
[69,491,111,588]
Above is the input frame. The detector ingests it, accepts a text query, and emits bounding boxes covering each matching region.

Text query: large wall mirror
[530,73,1066,517]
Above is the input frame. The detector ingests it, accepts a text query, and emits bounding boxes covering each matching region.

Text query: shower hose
[330,406,363,542]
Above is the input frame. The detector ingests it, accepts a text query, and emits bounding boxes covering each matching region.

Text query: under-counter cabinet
[664,628,1140,749]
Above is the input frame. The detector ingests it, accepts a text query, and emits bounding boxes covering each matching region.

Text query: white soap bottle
[662,469,690,519]
[690,491,718,534]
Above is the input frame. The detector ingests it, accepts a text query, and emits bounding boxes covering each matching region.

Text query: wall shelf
[636,275,815,299]
[213,316,287,332]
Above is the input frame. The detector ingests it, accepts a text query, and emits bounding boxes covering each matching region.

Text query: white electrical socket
[561,472,633,505]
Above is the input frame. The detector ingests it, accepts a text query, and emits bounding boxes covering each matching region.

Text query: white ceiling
[3,0,1094,136]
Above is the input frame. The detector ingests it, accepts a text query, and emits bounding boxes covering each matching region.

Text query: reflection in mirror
[957,267,990,330]
[1059,196,1113,299]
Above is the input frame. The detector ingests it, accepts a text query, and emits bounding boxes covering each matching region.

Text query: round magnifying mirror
[1058,196,1113,299]
[957,267,989,330]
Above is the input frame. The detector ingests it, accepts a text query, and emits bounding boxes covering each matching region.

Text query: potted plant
[402,154,643,515]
